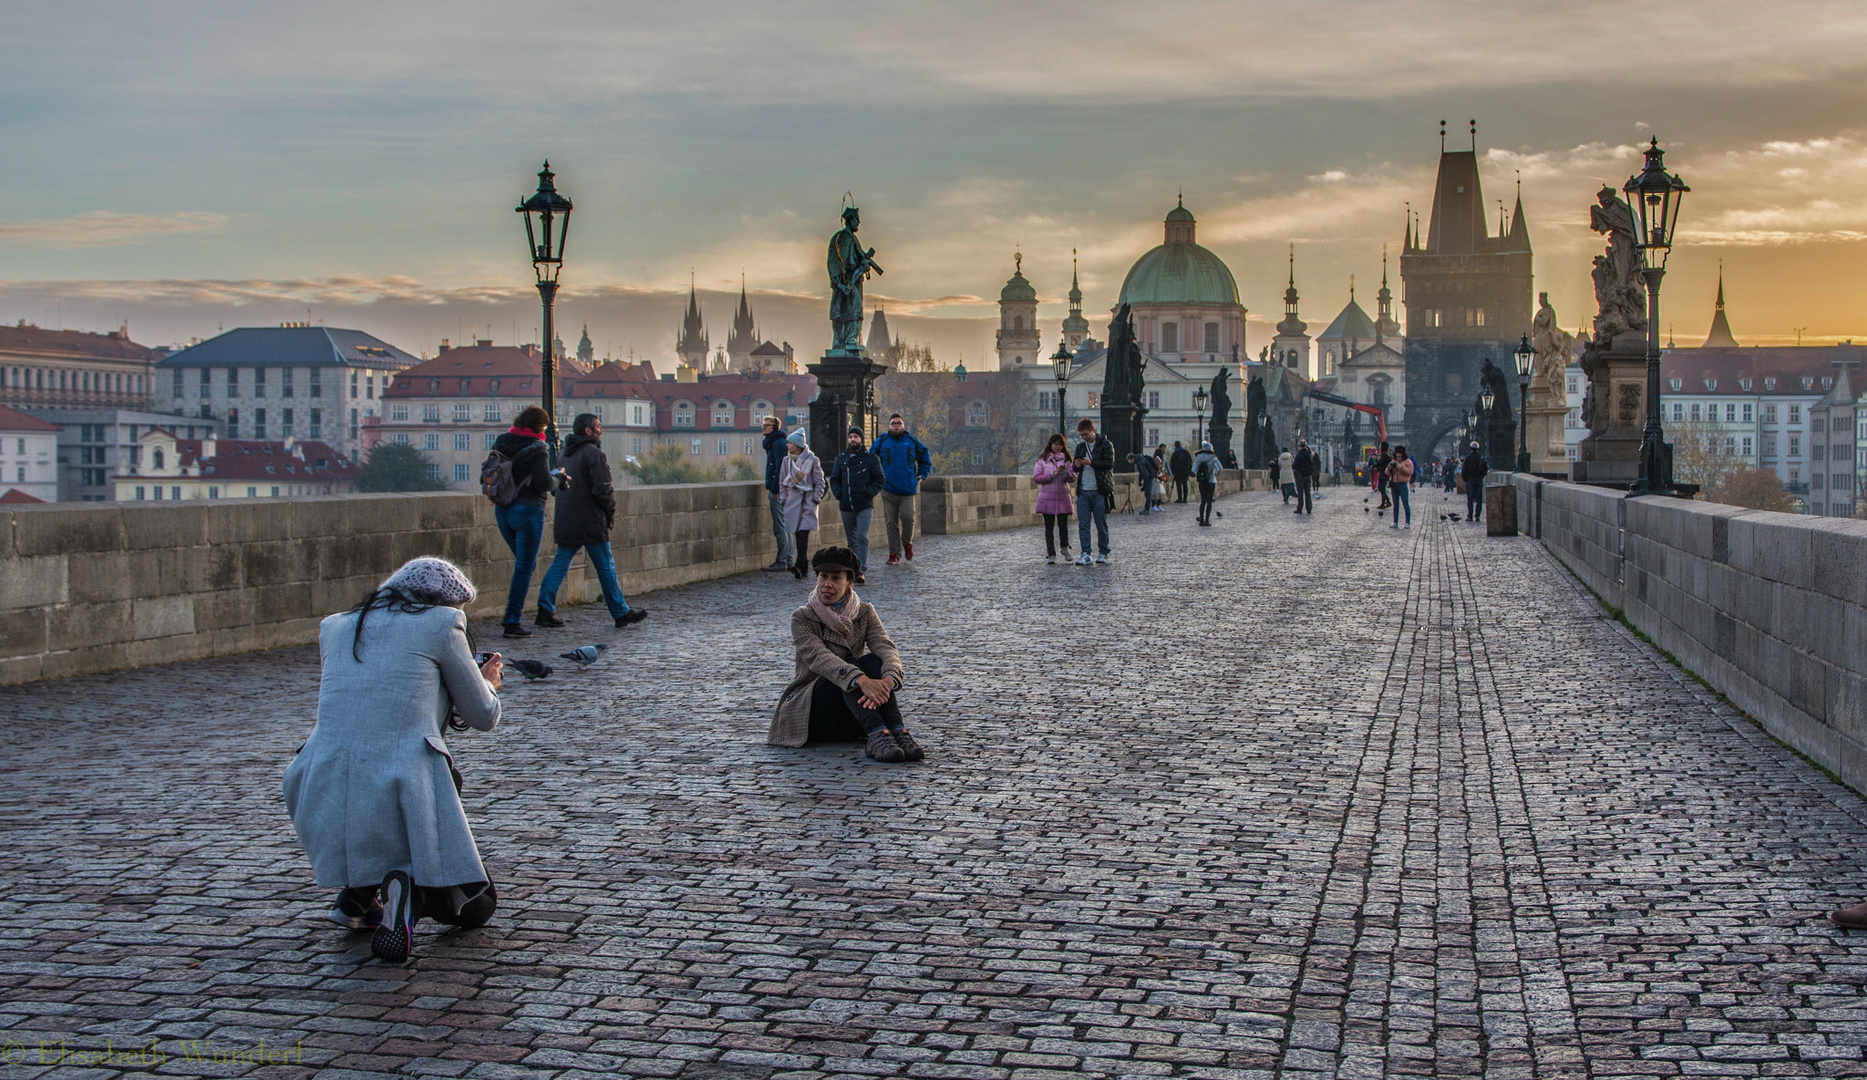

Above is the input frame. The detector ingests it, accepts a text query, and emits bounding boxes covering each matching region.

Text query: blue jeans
[494,502,546,626]
[841,507,872,571]
[538,541,632,619]
[1392,480,1411,525]
[1076,490,1109,555]
[769,491,793,565]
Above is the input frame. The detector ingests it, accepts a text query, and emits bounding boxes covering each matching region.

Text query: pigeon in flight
[559,644,608,667]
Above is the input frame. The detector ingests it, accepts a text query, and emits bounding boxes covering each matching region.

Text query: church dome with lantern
[1114,198,1247,363]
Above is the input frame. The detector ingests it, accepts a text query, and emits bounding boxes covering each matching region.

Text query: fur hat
[809,546,862,576]
[380,556,476,606]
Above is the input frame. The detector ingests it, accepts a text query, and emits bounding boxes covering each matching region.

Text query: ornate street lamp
[1625,137,1689,496]
[1479,389,1495,463]
[517,161,573,466]
[1051,341,1072,439]
[1514,334,1535,472]
[1192,385,1209,448]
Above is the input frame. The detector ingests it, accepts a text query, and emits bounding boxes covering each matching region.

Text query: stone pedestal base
[1524,400,1571,476]
[1573,338,1649,485]
[807,351,887,459]
[1100,402,1148,472]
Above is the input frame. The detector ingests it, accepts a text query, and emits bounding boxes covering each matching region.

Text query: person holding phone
[283,557,505,964]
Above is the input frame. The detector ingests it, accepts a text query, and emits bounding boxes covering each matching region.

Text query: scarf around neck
[809,588,859,637]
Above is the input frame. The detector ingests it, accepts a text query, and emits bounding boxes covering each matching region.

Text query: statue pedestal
[1524,384,1571,475]
[1099,403,1147,472]
[1571,336,1647,485]
[807,351,887,458]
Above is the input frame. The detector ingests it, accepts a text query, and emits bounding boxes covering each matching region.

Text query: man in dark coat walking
[828,425,885,582]
[762,415,794,571]
[1169,441,1193,503]
[535,414,648,629]
[1461,441,1490,524]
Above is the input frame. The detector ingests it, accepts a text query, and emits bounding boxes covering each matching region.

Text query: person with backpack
[1291,439,1318,515]
[1169,441,1193,503]
[871,413,932,565]
[827,425,885,583]
[1192,440,1222,526]
[482,406,554,638]
[1130,451,1162,516]
[533,414,648,629]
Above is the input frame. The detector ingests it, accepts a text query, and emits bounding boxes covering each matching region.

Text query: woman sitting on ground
[767,546,923,763]
[283,556,504,964]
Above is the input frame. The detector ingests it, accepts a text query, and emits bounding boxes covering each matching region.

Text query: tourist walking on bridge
[1193,440,1221,526]
[1462,441,1489,523]
[768,546,922,763]
[762,415,795,573]
[1276,446,1294,504]
[1387,445,1415,529]
[535,413,647,628]
[1373,441,1393,512]
[873,413,932,564]
[828,425,884,583]
[283,556,504,964]
[1033,433,1076,563]
[486,406,553,639]
[1169,441,1192,503]
[1292,439,1318,515]
[1131,451,1161,515]
[1073,418,1114,563]
[780,428,827,580]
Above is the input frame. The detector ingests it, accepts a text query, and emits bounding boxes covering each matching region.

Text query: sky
[4,1,1867,371]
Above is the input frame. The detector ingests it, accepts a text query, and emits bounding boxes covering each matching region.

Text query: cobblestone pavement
[7,486,1867,1080]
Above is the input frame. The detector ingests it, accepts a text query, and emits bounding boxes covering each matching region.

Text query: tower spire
[1701,260,1740,347]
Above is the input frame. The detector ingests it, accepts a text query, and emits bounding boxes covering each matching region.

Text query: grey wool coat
[283,605,501,889]
[767,599,905,747]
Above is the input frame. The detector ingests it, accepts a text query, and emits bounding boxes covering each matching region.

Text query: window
[675,402,695,427]
[254,408,268,438]
[422,404,441,422]
[690,437,702,455]
[199,368,211,397]
[1161,322,1178,352]
[717,437,729,455]
[208,486,219,499]
[1204,323,1219,353]
[1147,391,1160,410]
[423,465,440,483]
[390,404,409,421]
[1765,434,1777,454]
[309,369,322,398]
[593,406,605,423]
[1742,403,1753,422]
[1726,403,1737,422]
[1724,436,1736,455]
[254,368,267,397]
[1790,435,1801,455]
[972,449,985,466]
[483,404,500,422]
[171,486,181,500]
[965,399,988,427]
[423,433,440,451]
[153,448,165,469]
[633,403,649,426]
[1672,403,1684,422]
[1790,405,1801,423]
[281,368,295,398]
[227,409,239,438]
[712,400,735,427]
[743,439,754,455]
[135,486,145,500]
[483,432,498,450]
[1690,403,1702,421]
[351,372,359,399]
[454,463,470,483]
[172,369,184,398]
[227,368,239,397]
[1146,428,1159,447]
[393,433,409,445]
[1764,404,1778,423]
[309,409,321,438]
[1568,377,1579,394]
[283,408,293,430]
[1741,437,1752,456]
[454,433,470,450]
[454,403,471,422]
[633,437,644,453]
[1087,392,1099,409]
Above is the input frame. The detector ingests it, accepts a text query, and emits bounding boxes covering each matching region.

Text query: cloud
[0,211,227,248]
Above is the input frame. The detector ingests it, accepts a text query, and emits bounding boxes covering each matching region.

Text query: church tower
[865,309,898,367]
[726,276,759,370]
[995,252,1040,370]
[1374,247,1402,342]
[676,276,708,380]
[1270,246,1311,376]
[576,324,595,369]
[1701,263,1740,348]
[1061,251,1090,350]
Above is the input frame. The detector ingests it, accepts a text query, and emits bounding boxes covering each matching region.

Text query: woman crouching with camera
[767,546,923,762]
[283,556,504,963]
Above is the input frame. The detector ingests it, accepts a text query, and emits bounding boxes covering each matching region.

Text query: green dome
[1000,268,1036,303]
[1165,203,1196,223]
[1118,241,1240,307]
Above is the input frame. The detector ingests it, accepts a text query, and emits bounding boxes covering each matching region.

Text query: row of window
[171,367,382,401]
[1413,307,1485,329]
[133,484,290,500]
[1156,322,1222,354]
[386,401,658,427]
[222,408,322,440]
[6,367,143,394]
[1670,376,1831,393]
[1670,402,1804,424]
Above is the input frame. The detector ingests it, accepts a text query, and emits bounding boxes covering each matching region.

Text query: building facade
[995,254,1042,372]
[1657,346,1850,500]
[1119,200,1248,364]
[0,322,158,413]
[0,404,60,502]
[649,373,816,470]
[113,430,357,501]
[152,324,419,462]
[1808,357,1861,517]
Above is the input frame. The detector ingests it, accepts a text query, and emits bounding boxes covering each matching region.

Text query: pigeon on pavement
[508,658,553,680]
[559,644,608,667]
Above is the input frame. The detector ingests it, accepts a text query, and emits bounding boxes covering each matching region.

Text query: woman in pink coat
[1032,433,1078,564]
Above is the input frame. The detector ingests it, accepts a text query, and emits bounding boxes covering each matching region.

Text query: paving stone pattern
[5,487,1867,1079]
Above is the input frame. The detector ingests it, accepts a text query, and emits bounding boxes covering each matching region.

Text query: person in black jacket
[491,406,555,638]
[1169,441,1193,502]
[1461,442,1490,523]
[1072,418,1115,564]
[761,416,794,572]
[534,414,648,629]
[827,426,884,583]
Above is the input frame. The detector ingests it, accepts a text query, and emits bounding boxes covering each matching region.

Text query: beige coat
[767,599,904,746]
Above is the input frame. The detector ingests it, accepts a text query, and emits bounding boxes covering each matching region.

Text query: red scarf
[508,425,543,439]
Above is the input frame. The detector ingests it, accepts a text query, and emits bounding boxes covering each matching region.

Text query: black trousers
[1295,478,1313,513]
[1042,513,1072,556]
[794,530,810,568]
[1174,476,1189,501]
[807,653,904,742]
[1197,481,1215,522]
[339,880,496,929]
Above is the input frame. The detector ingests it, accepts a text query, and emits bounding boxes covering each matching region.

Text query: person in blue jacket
[761,415,794,571]
[871,413,933,564]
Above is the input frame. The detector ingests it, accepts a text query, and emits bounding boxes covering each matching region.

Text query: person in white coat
[1277,447,1296,504]
[779,427,828,580]
[283,557,504,964]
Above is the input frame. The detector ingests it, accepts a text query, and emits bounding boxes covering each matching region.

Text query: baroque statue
[1589,186,1647,345]
[1103,304,1146,409]
[1207,367,1235,468]
[1531,291,1575,397]
[1242,375,1268,469]
[827,205,883,354]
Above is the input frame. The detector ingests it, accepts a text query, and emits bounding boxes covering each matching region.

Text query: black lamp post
[1479,389,1495,463]
[1625,138,1689,496]
[1051,341,1072,439]
[516,161,573,466]
[1193,385,1209,448]
[1513,334,1535,472]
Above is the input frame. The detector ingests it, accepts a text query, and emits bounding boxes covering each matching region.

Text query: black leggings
[794,530,810,568]
[807,653,904,742]
[1197,481,1216,521]
[1042,513,1072,556]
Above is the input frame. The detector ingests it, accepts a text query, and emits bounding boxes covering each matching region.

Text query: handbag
[1456,476,1467,494]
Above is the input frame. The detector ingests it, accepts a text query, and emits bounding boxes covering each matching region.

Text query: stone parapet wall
[0,476,1042,686]
[1509,474,1867,792]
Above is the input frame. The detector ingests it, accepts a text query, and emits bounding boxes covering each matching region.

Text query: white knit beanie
[380,556,477,606]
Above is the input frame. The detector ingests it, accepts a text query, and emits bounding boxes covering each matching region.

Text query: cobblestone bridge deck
[6,488,1867,1079]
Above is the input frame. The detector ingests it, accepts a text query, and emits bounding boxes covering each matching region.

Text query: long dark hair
[347,585,474,662]
[1043,433,1068,457]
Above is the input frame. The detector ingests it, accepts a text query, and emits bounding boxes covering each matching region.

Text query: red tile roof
[1660,345,1863,395]
[168,438,357,483]
[0,404,61,432]
[649,374,816,429]
[0,323,159,361]
[385,343,588,398]
[0,488,45,503]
